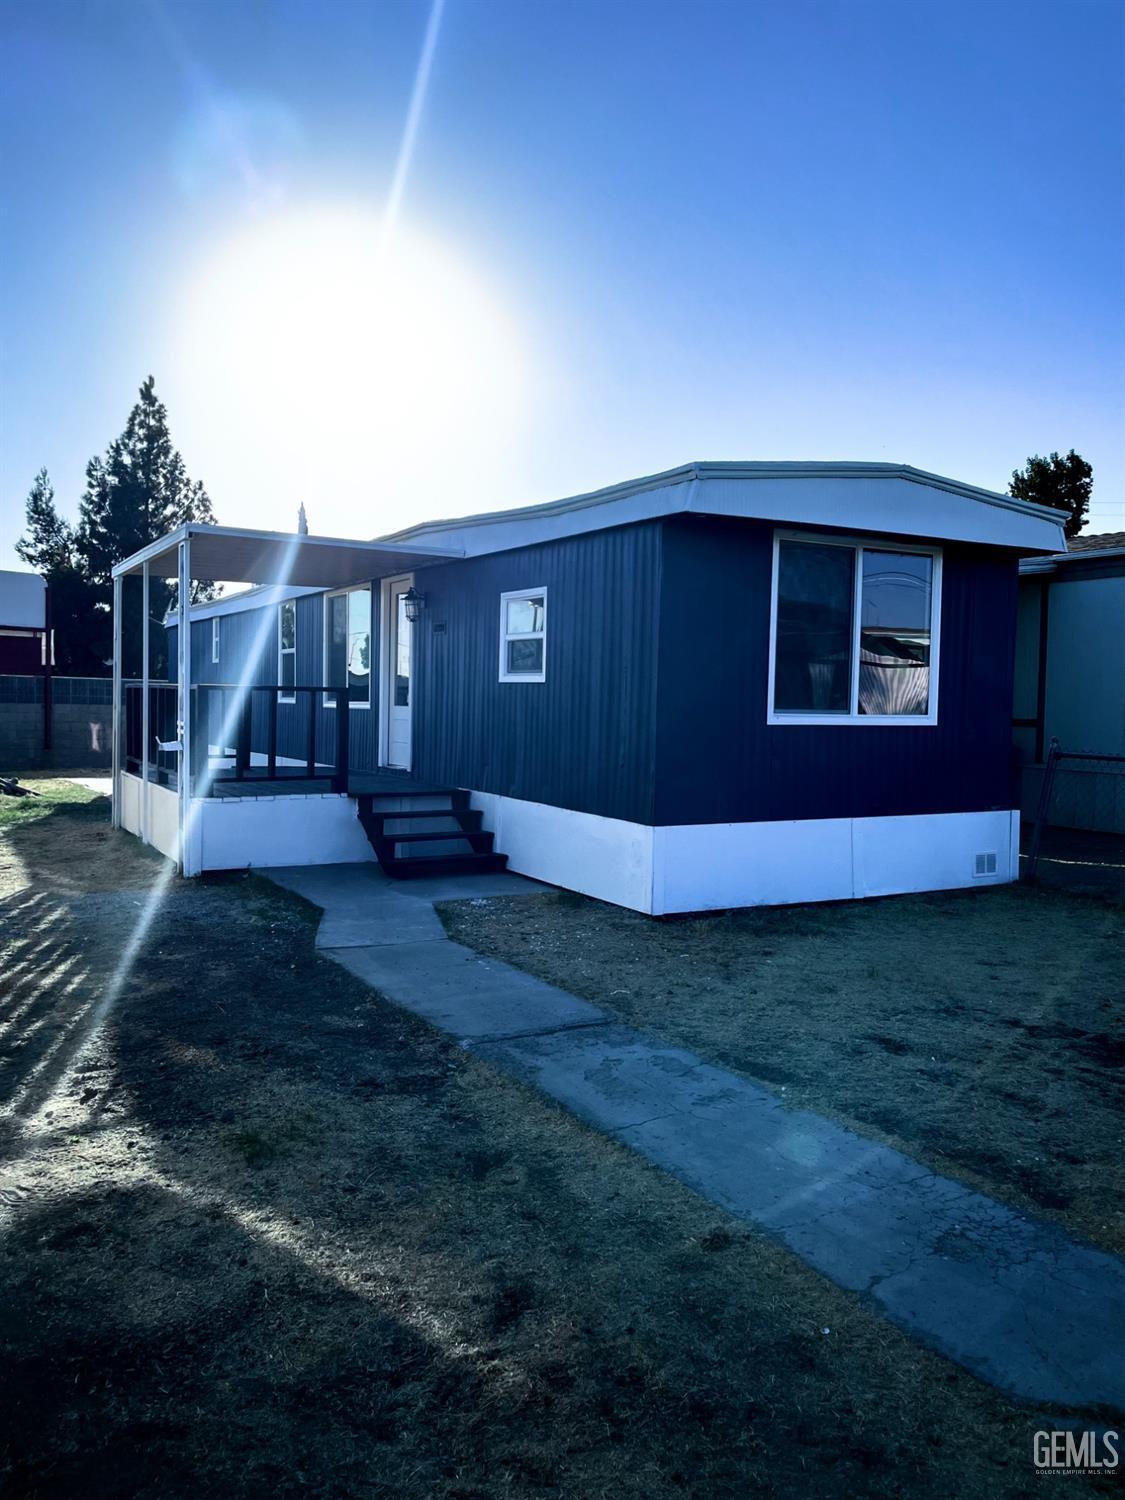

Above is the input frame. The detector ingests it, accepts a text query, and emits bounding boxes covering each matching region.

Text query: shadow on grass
[2,795,1115,1499]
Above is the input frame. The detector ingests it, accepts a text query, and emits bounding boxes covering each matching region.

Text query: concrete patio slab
[264,861,1125,1412]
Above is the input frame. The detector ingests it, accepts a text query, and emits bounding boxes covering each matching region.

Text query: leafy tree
[14,469,103,674]
[1009,450,1093,540]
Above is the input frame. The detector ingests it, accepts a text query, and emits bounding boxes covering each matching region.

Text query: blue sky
[1,0,1122,570]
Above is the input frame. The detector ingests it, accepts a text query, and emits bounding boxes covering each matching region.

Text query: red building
[0,570,47,673]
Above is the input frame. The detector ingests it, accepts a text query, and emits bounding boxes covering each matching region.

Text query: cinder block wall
[0,675,114,771]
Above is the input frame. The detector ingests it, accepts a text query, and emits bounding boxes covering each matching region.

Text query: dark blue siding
[654,516,1019,824]
[412,523,662,823]
[166,515,1020,825]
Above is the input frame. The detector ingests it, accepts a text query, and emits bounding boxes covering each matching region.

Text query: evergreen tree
[1009,450,1093,541]
[74,376,219,671]
[14,469,103,674]
[15,468,71,574]
[9,379,217,675]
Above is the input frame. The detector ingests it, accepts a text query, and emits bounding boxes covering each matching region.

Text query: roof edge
[378,461,1065,543]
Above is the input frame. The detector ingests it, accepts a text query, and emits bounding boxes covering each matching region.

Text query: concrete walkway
[266,862,1125,1413]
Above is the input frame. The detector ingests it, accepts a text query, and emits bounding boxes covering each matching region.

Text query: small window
[211,617,220,665]
[769,535,940,724]
[278,601,296,703]
[324,587,371,707]
[499,588,547,682]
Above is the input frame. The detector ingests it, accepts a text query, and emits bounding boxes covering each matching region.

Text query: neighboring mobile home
[0,569,47,674]
[113,461,1065,913]
[1014,532,1125,835]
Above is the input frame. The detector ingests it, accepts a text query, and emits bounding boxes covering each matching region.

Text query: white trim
[177,537,195,875]
[141,561,150,845]
[766,529,942,726]
[469,791,654,912]
[211,616,220,664]
[277,599,296,704]
[111,575,122,830]
[118,771,180,862]
[652,810,1019,914]
[379,463,1066,559]
[378,574,414,769]
[172,584,321,626]
[322,584,372,710]
[195,792,375,870]
[467,793,1019,914]
[112,521,462,581]
[383,461,1065,541]
[498,586,548,682]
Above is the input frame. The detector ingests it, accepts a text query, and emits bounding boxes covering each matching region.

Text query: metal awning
[112,523,463,587]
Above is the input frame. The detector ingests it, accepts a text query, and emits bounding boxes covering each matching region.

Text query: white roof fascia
[112,523,462,583]
[381,465,1065,558]
[166,584,323,626]
[1020,545,1125,575]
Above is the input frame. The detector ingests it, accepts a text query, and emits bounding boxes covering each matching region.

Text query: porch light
[403,587,426,623]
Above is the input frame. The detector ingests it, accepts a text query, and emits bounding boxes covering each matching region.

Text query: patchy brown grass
[0,796,1117,1498]
[0,776,104,830]
[440,882,1125,1258]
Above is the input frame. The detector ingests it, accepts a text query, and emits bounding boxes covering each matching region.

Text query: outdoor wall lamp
[403,587,427,623]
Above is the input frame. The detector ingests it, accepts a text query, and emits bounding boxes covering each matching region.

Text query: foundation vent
[973,851,998,878]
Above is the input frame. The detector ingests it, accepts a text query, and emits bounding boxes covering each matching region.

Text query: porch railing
[123,682,179,785]
[123,683,353,794]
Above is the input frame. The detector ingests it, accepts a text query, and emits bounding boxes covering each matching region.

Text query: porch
[110,521,465,875]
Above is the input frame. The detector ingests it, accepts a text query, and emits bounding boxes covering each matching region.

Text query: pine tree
[1009,450,1093,541]
[76,377,214,584]
[14,469,103,674]
[74,376,220,670]
[15,469,72,574]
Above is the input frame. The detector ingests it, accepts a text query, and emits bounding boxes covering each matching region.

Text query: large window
[278,601,296,703]
[324,587,371,707]
[769,534,940,724]
[499,588,547,682]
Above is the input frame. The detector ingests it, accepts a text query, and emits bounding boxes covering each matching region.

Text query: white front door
[383,576,413,769]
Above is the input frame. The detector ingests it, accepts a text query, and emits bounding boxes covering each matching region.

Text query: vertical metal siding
[655,515,1020,824]
[413,522,662,823]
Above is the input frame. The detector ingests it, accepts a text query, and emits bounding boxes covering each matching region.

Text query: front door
[383,575,413,769]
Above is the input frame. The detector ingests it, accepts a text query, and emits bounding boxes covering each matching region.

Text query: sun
[170,206,526,535]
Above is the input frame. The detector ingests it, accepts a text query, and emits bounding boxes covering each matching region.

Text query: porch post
[176,536,192,874]
[141,560,150,844]
[111,573,122,829]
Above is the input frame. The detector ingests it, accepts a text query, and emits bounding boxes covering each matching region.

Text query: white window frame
[766,530,942,727]
[322,585,372,710]
[499,587,547,683]
[278,601,296,704]
[211,616,220,665]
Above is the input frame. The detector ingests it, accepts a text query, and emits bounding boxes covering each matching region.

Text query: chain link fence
[1025,740,1125,884]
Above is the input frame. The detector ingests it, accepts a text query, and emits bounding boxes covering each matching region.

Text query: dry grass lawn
[440,878,1125,1258]
[0,782,1118,1498]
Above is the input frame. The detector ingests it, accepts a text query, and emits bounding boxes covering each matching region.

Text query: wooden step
[360,808,484,833]
[383,851,509,879]
[354,784,505,880]
[357,789,469,814]
[376,828,494,851]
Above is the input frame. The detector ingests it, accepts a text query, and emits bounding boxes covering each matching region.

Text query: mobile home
[112,461,1065,912]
